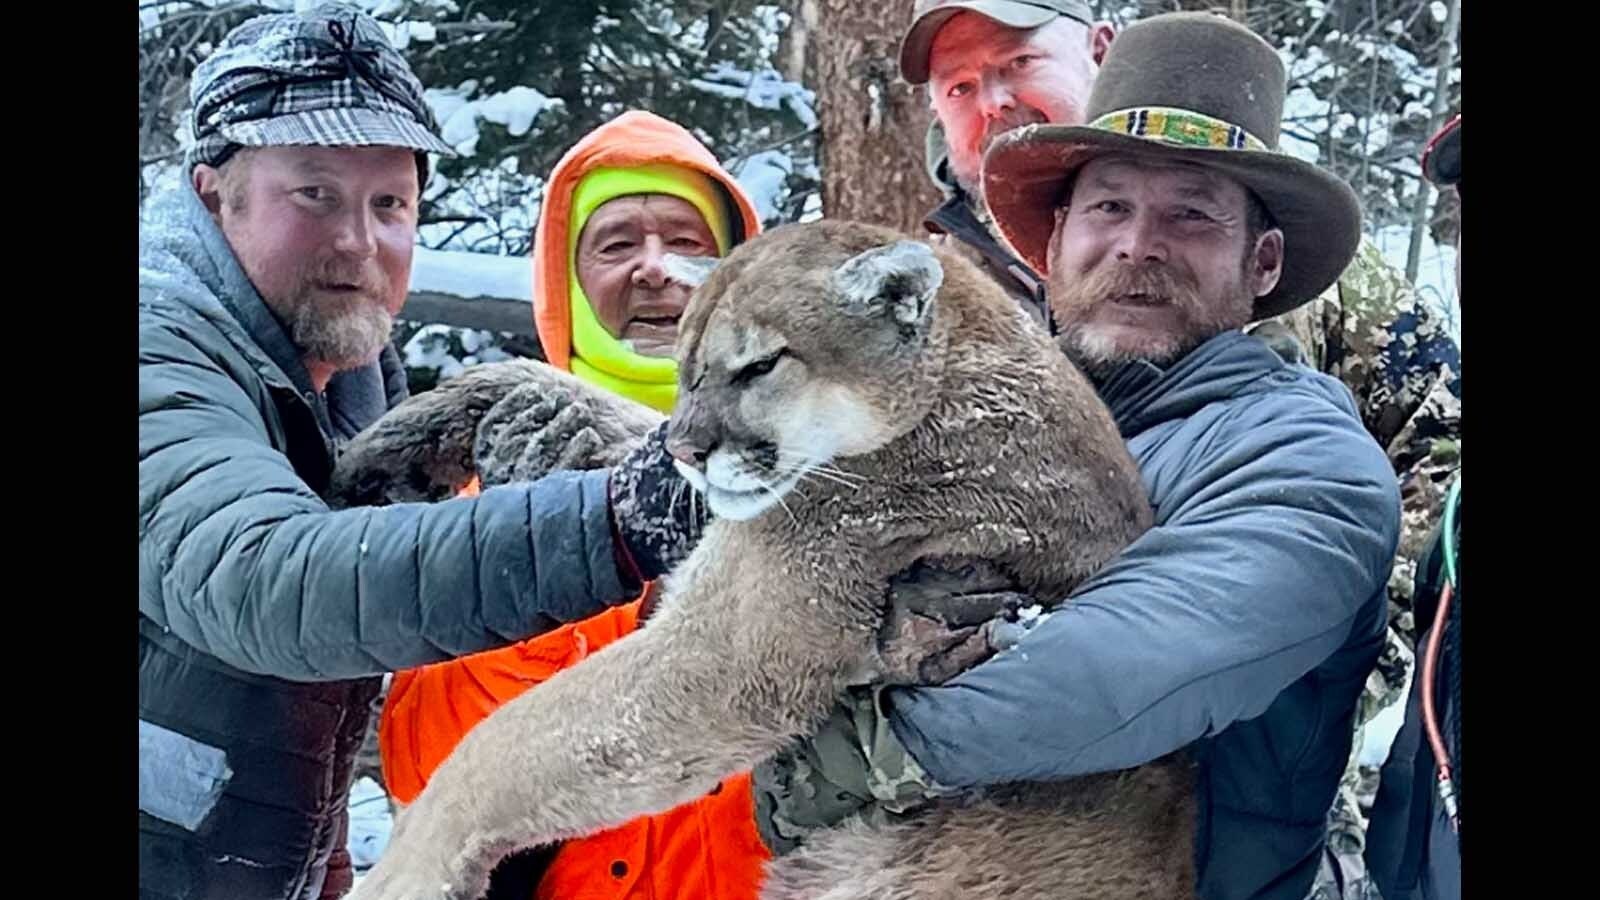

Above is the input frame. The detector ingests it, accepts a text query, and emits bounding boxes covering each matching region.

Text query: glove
[473,382,643,486]
[874,559,1036,685]
[608,422,709,581]
[752,560,1043,855]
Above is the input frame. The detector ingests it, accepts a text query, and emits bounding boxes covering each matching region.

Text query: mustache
[623,284,690,312]
[307,259,387,294]
[1057,260,1204,312]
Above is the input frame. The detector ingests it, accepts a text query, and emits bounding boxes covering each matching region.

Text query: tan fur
[349,221,1192,900]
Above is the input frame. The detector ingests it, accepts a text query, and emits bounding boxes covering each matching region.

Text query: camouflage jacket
[1246,240,1459,476]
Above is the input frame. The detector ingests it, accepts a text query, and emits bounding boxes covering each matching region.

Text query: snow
[409,246,531,302]
[143,160,185,202]
[750,4,790,59]
[378,19,439,51]
[1373,223,1460,341]
[422,168,451,203]
[1359,659,1415,769]
[476,87,550,137]
[689,62,817,130]
[426,82,561,157]
[139,5,169,31]
[347,777,394,871]
[404,325,467,380]
[731,150,793,223]
[798,190,823,223]
[1281,85,1330,164]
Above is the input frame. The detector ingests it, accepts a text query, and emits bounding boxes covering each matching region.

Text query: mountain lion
[347,220,1194,900]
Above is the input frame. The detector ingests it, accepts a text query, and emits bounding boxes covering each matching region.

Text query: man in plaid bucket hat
[140,5,710,897]
[180,1,456,388]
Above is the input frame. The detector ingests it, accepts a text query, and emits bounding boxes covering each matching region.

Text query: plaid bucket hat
[187,1,456,170]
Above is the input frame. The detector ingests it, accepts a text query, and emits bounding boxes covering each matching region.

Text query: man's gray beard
[1050,274,1256,380]
[1057,326,1210,381]
[280,297,395,372]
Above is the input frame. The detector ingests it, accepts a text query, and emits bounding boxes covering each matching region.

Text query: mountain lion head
[662,221,949,521]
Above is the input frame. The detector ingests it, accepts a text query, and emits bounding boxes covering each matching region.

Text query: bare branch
[419,214,490,226]
[1280,126,1425,185]
[141,149,188,166]
[724,125,819,174]
[139,2,262,37]
[430,21,516,35]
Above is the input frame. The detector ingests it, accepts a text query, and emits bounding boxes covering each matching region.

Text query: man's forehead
[256,145,415,177]
[928,13,1053,77]
[585,194,711,233]
[1079,155,1244,198]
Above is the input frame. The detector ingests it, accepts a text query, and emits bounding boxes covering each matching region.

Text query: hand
[751,561,1046,854]
[874,559,1039,686]
[608,422,709,581]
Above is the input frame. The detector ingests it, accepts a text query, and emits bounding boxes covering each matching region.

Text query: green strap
[1441,476,1460,588]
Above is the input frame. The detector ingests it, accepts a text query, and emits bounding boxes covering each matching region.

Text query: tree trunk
[1405,0,1460,282]
[807,0,943,234]
[774,0,810,84]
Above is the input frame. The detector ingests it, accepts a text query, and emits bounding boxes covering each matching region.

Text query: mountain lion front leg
[349,580,863,900]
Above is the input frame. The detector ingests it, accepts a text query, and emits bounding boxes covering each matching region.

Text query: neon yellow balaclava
[567,164,734,412]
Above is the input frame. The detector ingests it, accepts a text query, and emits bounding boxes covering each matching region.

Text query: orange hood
[531,110,764,372]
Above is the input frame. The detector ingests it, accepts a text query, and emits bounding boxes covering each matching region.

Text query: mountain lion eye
[733,350,786,385]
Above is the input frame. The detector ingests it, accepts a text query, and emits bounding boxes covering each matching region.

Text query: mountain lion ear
[830,240,943,337]
[663,254,722,289]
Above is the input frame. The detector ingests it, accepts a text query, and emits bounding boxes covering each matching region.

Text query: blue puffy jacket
[887,332,1402,900]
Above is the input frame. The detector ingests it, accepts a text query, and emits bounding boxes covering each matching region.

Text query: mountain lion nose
[665,434,711,468]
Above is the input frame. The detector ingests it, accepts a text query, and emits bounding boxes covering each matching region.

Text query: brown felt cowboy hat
[981,11,1363,320]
